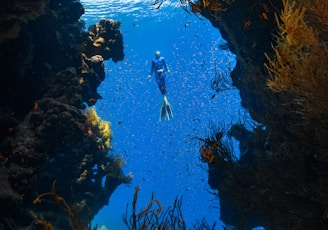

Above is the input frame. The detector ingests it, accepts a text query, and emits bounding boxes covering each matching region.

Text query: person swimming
[148,51,173,121]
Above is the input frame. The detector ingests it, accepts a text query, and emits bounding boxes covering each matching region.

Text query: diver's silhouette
[148,51,173,121]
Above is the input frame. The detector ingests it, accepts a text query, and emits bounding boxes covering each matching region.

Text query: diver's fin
[160,102,167,121]
[159,96,173,121]
[166,103,173,120]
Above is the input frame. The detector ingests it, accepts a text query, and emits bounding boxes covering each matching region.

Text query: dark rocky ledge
[194,0,328,229]
[0,0,130,229]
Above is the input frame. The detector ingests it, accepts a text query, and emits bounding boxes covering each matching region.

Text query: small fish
[33,102,39,110]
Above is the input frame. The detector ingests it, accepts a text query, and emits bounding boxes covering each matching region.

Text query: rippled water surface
[82,0,179,20]
[80,0,245,229]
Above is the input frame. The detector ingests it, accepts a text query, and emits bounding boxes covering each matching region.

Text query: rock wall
[193,0,328,229]
[0,0,130,229]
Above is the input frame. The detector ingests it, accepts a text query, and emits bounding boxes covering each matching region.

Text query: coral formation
[199,130,229,164]
[3,0,328,229]
[84,107,112,150]
[191,0,328,229]
[200,144,216,163]
[79,18,124,106]
[32,180,94,230]
[265,0,328,125]
[83,18,124,62]
[0,0,128,229]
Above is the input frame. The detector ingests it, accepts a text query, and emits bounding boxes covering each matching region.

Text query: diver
[148,51,173,121]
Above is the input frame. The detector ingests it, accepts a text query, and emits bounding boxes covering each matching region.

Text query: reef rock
[83,18,124,62]
[195,0,328,229]
[0,0,129,229]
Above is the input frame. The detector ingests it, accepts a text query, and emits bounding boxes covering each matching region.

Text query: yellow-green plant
[85,107,112,150]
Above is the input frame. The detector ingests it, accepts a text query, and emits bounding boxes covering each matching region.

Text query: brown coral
[92,37,105,47]
[83,18,124,62]
[200,142,217,163]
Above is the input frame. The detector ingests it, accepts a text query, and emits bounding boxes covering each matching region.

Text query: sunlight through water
[82,0,179,20]
[79,0,250,229]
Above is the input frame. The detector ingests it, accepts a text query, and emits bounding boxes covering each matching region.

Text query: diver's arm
[162,58,170,74]
[149,60,155,75]
[148,60,154,81]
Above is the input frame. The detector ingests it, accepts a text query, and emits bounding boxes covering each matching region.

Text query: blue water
[80,0,249,229]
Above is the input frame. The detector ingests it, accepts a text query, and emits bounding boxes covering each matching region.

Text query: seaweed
[192,217,217,230]
[30,212,55,230]
[211,66,234,92]
[33,180,94,230]
[123,187,219,229]
[123,186,186,230]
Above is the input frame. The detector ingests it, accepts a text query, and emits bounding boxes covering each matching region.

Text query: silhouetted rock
[195,0,328,229]
[0,0,129,229]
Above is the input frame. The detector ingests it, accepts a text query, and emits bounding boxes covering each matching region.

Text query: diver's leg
[156,73,173,121]
[156,73,166,95]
